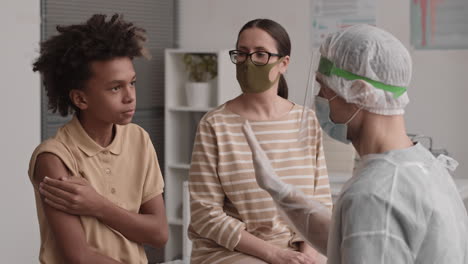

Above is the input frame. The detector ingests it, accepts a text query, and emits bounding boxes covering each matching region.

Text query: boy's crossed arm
[38,168,168,249]
[35,153,169,263]
[34,153,123,264]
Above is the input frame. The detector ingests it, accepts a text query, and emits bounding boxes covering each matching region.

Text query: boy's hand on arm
[39,161,168,249]
[40,172,169,248]
[39,176,107,217]
[34,153,122,264]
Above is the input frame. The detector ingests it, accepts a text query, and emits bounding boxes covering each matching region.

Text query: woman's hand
[268,248,316,264]
[299,242,320,264]
[39,176,107,217]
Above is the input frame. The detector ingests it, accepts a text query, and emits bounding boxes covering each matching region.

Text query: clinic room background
[1,0,467,263]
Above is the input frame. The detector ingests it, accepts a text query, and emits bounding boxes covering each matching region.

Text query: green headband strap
[318,56,407,98]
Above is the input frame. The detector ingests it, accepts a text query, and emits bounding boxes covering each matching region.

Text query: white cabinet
[164,49,238,262]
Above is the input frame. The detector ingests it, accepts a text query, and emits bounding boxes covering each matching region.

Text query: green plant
[183,53,217,82]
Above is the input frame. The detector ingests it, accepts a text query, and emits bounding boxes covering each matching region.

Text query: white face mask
[314,95,361,144]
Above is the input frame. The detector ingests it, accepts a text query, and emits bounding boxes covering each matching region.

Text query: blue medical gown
[327,143,468,264]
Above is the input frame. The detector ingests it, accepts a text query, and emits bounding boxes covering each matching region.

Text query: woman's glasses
[229,50,283,66]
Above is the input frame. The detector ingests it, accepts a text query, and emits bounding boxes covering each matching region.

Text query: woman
[188,19,332,264]
[243,24,468,263]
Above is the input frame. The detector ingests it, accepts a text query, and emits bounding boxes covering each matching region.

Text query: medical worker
[243,24,468,263]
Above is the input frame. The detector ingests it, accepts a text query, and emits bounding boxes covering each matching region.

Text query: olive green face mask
[236,58,284,94]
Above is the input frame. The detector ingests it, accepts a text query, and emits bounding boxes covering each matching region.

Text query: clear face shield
[298,48,322,141]
[298,51,409,143]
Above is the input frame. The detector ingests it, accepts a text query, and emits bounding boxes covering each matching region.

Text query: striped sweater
[188,103,332,264]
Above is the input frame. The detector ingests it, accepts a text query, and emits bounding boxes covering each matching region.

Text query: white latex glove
[241,121,292,199]
[243,120,332,255]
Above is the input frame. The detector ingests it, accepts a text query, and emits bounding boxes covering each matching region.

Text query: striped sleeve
[189,120,246,251]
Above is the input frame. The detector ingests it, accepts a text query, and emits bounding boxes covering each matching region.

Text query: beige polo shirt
[28,116,164,264]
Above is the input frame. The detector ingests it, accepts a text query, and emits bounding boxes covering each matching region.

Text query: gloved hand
[242,120,293,199]
[242,120,332,255]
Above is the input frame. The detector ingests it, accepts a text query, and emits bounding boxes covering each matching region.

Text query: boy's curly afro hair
[33,14,150,116]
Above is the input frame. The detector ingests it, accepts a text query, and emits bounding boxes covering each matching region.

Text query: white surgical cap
[318,24,412,115]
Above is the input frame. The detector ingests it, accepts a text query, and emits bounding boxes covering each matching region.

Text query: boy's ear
[69,89,88,110]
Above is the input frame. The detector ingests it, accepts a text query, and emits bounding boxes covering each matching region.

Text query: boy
[29,14,168,263]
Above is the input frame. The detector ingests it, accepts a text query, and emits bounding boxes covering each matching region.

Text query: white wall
[178,0,467,179]
[0,0,41,262]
